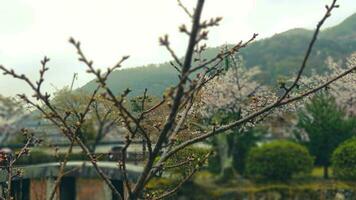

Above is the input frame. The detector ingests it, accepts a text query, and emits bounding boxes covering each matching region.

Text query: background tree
[198,54,274,180]
[0,95,25,144]
[296,92,356,178]
[296,53,356,116]
[49,87,121,152]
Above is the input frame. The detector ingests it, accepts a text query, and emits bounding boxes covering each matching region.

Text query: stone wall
[30,179,47,200]
[76,179,110,200]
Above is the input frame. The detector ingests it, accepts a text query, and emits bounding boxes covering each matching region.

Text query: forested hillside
[81,13,356,96]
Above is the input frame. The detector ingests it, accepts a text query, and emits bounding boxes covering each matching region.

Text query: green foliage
[0,95,24,120]
[164,147,210,177]
[296,93,355,170]
[6,131,28,145]
[205,111,238,177]
[50,87,97,143]
[332,138,356,180]
[232,128,263,173]
[245,140,314,181]
[145,177,177,197]
[129,95,153,113]
[16,150,56,165]
[48,87,120,148]
[205,103,263,175]
[207,127,262,174]
[0,95,25,143]
[206,154,220,174]
[146,147,209,199]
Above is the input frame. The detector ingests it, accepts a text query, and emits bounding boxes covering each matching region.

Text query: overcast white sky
[0,0,355,97]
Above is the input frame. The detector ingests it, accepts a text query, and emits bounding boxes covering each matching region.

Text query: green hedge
[245,140,314,181]
[332,138,356,180]
[15,150,103,166]
[15,147,203,166]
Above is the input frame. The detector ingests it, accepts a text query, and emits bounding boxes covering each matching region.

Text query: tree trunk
[323,165,329,179]
[90,125,104,153]
[216,134,234,181]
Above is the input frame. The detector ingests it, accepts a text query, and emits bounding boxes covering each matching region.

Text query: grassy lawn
[192,168,356,194]
[142,167,356,199]
[311,167,325,178]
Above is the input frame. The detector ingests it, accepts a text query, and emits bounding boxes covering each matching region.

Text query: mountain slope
[322,13,356,41]
[81,13,356,97]
[82,63,179,97]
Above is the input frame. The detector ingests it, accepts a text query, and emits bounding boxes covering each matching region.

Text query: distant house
[0,161,142,200]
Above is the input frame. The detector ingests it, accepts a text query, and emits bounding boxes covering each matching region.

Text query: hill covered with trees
[81,13,356,97]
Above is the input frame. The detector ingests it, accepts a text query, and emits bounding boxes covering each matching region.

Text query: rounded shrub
[245,140,313,181]
[332,138,356,180]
